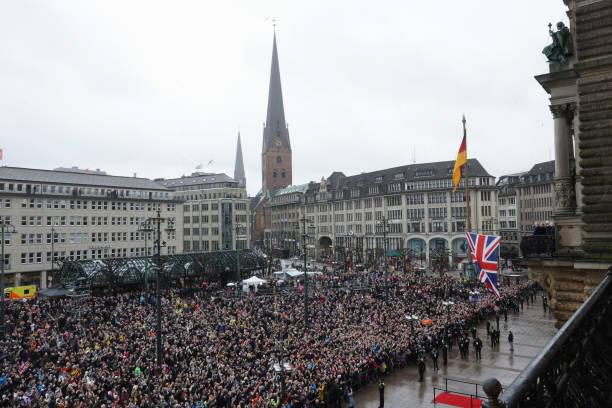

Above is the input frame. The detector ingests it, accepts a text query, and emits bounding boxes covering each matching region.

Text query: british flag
[466,232,501,297]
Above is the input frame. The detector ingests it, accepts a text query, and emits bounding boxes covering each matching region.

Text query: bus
[3,285,37,300]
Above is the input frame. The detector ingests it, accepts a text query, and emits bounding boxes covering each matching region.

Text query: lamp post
[442,300,455,343]
[138,220,154,292]
[377,217,391,303]
[300,216,314,332]
[405,314,419,334]
[144,209,175,367]
[0,221,16,338]
[235,223,244,284]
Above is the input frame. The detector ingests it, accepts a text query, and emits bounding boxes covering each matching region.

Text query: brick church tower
[261,33,292,193]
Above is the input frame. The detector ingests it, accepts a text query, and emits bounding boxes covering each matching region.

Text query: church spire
[234,132,246,188]
[263,32,290,152]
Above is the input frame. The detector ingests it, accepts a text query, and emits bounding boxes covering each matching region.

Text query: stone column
[550,104,575,214]
[572,106,584,212]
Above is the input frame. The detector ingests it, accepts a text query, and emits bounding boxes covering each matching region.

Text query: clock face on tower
[274,138,282,148]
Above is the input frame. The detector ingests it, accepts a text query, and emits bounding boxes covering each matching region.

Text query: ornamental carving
[555,179,575,210]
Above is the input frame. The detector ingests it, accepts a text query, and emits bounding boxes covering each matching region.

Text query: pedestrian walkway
[355,299,556,407]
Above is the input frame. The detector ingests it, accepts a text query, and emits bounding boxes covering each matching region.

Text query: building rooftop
[0,166,169,190]
[270,183,310,197]
[527,160,555,176]
[157,172,237,189]
[330,158,492,190]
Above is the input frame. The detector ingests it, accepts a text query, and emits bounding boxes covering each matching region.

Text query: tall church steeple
[262,32,292,192]
[234,132,246,188]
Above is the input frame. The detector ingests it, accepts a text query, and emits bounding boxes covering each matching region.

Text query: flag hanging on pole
[466,232,501,296]
[0,147,3,161]
[452,135,467,192]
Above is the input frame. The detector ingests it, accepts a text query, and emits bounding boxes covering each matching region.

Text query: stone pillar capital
[549,103,576,120]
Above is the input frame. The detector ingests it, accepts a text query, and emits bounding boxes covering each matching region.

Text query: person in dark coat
[378,379,385,408]
[474,336,483,360]
[442,342,448,366]
[431,349,439,372]
[508,331,514,352]
[486,321,491,337]
[418,356,426,382]
[495,313,500,330]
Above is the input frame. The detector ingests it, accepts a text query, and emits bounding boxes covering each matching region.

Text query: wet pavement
[355,299,557,407]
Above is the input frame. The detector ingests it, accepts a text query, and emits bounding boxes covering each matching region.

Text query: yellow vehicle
[3,285,37,300]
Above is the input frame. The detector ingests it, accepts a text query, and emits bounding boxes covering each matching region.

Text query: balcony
[519,235,555,258]
[482,268,612,407]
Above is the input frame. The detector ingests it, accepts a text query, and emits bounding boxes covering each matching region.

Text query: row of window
[14,246,178,266]
[0,182,171,200]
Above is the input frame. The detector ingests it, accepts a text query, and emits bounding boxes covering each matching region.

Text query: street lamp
[442,300,455,342]
[300,216,314,332]
[405,314,419,333]
[0,221,16,338]
[377,217,391,303]
[273,361,293,403]
[235,223,244,284]
[144,209,175,367]
[138,220,154,292]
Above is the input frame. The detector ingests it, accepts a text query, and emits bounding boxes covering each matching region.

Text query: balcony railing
[519,235,555,258]
[482,268,612,407]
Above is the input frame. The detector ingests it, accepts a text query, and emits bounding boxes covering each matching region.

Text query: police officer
[442,342,448,366]
[474,336,482,360]
[418,356,426,382]
[431,349,439,372]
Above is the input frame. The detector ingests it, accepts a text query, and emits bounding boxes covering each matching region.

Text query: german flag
[452,134,467,192]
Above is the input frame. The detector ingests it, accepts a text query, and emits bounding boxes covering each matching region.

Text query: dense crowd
[0,272,536,407]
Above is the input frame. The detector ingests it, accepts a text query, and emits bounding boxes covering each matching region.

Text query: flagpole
[463,115,474,265]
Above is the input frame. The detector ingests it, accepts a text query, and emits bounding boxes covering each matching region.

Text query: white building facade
[0,167,183,288]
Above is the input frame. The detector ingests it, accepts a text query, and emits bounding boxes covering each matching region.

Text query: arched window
[276,156,282,164]
[273,171,277,178]
[281,172,286,178]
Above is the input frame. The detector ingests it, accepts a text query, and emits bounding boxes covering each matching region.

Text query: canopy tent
[274,269,322,280]
[241,276,267,293]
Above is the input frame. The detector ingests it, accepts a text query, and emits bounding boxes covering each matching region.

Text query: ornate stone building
[527,0,612,327]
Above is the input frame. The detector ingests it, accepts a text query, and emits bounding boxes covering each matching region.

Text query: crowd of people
[0,271,538,407]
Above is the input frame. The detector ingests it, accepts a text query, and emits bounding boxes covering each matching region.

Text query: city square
[1,0,612,407]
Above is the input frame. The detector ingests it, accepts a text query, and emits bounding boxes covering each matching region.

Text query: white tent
[242,276,267,293]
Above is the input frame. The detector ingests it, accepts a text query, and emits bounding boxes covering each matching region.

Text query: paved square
[355,300,557,407]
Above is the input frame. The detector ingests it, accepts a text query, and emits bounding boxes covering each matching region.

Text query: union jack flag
[466,232,501,297]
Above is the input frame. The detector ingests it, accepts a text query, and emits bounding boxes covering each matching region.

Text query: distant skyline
[1,1,567,195]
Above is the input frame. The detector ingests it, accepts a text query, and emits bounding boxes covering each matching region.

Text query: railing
[433,377,486,407]
[482,267,612,407]
[519,235,555,258]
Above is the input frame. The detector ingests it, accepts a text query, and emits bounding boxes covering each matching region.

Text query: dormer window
[415,169,433,177]
[394,173,404,180]
[375,176,383,183]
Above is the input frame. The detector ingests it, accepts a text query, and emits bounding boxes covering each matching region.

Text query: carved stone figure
[543,22,573,63]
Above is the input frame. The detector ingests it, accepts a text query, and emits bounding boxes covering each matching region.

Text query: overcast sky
[1,1,568,195]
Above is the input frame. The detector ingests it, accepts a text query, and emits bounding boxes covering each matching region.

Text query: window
[415,169,433,177]
[481,191,492,201]
[276,156,282,163]
[386,195,402,206]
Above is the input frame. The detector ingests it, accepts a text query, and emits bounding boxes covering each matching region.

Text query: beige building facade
[158,172,250,253]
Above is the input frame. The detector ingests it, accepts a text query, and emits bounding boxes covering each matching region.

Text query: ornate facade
[529,0,612,327]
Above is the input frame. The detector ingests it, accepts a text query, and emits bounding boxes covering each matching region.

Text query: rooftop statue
[543,22,573,63]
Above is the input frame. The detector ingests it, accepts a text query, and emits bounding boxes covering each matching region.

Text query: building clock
[274,138,282,148]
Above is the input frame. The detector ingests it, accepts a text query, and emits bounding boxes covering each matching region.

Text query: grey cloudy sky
[1,1,568,195]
